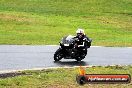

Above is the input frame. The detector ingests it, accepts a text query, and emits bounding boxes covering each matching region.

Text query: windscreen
[61,35,75,44]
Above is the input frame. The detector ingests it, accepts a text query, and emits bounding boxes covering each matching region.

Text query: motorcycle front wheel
[54,48,63,61]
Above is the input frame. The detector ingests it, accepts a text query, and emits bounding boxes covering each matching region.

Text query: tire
[76,75,86,85]
[76,53,86,61]
[76,57,82,62]
[54,48,63,62]
[75,49,86,62]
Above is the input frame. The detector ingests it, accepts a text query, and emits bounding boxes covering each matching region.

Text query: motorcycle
[54,35,91,62]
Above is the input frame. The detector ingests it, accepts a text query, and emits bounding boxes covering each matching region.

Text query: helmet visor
[77,33,83,36]
[77,33,83,38]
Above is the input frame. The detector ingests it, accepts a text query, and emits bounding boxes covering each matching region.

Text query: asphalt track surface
[0,45,132,71]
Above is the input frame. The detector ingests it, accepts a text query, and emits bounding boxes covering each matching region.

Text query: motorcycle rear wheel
[76,57,82,62]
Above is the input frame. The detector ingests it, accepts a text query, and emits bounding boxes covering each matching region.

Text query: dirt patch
[0,13,33,23]
[0,72,30,79]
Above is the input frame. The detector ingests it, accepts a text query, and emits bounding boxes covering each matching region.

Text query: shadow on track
[54,61,88,67]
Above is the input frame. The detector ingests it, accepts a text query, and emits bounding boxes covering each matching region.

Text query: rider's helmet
[76,28,85,38]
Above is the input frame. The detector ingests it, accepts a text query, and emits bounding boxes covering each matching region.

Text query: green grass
[0,65,132,88]
[0,0,132,46]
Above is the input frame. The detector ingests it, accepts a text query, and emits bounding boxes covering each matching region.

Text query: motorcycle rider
[74,28,92,57]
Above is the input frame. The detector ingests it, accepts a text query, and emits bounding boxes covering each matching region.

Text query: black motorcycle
[54,35,91,62]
